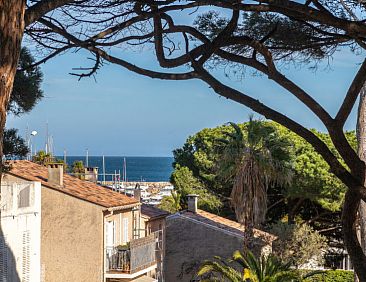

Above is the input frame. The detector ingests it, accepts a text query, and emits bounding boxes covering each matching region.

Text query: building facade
[164,195,276,282]
[0,160,165,282]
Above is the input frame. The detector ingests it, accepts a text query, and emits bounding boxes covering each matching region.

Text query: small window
[18,186,30,208]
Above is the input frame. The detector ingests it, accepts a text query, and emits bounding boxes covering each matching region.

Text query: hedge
[304,270,354,282]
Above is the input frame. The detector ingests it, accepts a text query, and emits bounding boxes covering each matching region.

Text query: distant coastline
[58,156,174,182]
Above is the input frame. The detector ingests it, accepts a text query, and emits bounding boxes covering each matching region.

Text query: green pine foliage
[171,119,355,242]
[159,165,222,213]
[9,47,43,116]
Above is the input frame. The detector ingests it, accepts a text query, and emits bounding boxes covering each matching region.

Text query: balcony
[105,232,161,279]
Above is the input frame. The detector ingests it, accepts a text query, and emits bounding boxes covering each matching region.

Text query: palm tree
[32,150,53,165]
[196,250,305,282]
[217,118,292,229]
[72,160,85,180]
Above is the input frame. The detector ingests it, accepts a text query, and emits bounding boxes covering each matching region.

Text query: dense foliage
[159,165,222,213]
[3,128,29,160]
[4,47,44,160]
[197,250,316,282]
[303,270,353,282]
[269,221,327,268]
[216,120,292,227]
[171,120,356,244]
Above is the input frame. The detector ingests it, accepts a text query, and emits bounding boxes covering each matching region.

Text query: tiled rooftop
[7,160,139,208]
[180,209,276,242]
[141,204,170,219]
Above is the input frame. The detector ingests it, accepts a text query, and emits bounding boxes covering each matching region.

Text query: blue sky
[6,45,363,157]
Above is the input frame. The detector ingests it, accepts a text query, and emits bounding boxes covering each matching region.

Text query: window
[18,186,30,208]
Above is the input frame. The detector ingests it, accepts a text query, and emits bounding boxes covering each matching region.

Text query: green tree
[3,128,29,160]
[4,47,44,160]
[72,160,85,179]
[159,190,181,213]
[172,122,353,242]
[269,221,328,269]
[32,150,52,165]
[217,120,292,228]
[8,47,43,116]
[170,164,222,213]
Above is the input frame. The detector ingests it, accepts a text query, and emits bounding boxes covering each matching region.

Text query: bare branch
[25,0,75,26]
[336,59,366,126]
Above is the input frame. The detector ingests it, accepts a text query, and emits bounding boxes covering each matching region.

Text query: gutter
[105,202,141,212]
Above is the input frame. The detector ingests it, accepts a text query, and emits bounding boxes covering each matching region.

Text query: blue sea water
[61,156,174,182]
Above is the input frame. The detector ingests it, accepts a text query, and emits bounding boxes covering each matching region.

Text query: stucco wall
[105,208,135,245]
[41,187,104,282]
[165,215,268,282]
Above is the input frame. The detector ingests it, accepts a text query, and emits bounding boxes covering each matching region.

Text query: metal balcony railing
[106,232,160,274]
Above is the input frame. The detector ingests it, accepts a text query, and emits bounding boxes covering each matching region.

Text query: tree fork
[0,0,26,173]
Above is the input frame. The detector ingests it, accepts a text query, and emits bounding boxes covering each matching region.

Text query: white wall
[1,180,41,282]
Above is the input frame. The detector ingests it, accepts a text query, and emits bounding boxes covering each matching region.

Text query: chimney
[187,194,199,213]
[84,167,98,183]
[134,183,141,202]
[47,163,64,187]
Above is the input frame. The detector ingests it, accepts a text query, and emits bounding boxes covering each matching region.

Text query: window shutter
[106,221,115,247]
[123,218,129,243]
[0,237,8,282]
[22,231,30,282]
[18,186,31,208]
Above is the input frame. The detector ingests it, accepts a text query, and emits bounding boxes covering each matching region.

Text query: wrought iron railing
[106,232,160,274]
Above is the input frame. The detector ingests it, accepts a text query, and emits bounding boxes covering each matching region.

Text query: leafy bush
[269,221,327,268]
[303,270,353,282]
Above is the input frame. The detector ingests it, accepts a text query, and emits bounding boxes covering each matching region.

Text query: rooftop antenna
[86,148,89,167]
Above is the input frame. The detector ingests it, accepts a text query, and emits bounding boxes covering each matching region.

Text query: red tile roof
[7,160,139,208]
[141,204,170,219]
[180,209,276,242]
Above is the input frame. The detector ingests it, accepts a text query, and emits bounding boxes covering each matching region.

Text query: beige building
[164,195,276,282]
[0,160,166,282]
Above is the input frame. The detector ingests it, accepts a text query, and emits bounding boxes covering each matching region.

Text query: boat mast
[86,148,89,167]
[102,155,106,185]
[64,149,67,164]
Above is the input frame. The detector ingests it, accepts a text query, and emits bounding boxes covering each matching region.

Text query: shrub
[269,221,327,267]
[304,270,353,282]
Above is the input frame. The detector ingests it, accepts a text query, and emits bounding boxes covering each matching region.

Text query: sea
[60,156,174,182]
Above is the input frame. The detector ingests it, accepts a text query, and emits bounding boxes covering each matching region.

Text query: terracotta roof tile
[7,160,139,208]
[180,209,276,242]
[141,204,170,219]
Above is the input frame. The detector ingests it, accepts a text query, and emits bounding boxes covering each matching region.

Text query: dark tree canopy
[9,47,43,116]
[3,129,29,160]
[4,47,44,160]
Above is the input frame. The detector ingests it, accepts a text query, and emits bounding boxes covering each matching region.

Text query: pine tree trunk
[0,1,26,171]
[355,87,366,282]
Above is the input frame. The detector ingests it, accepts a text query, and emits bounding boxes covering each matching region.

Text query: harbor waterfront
[60,156,174,182]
